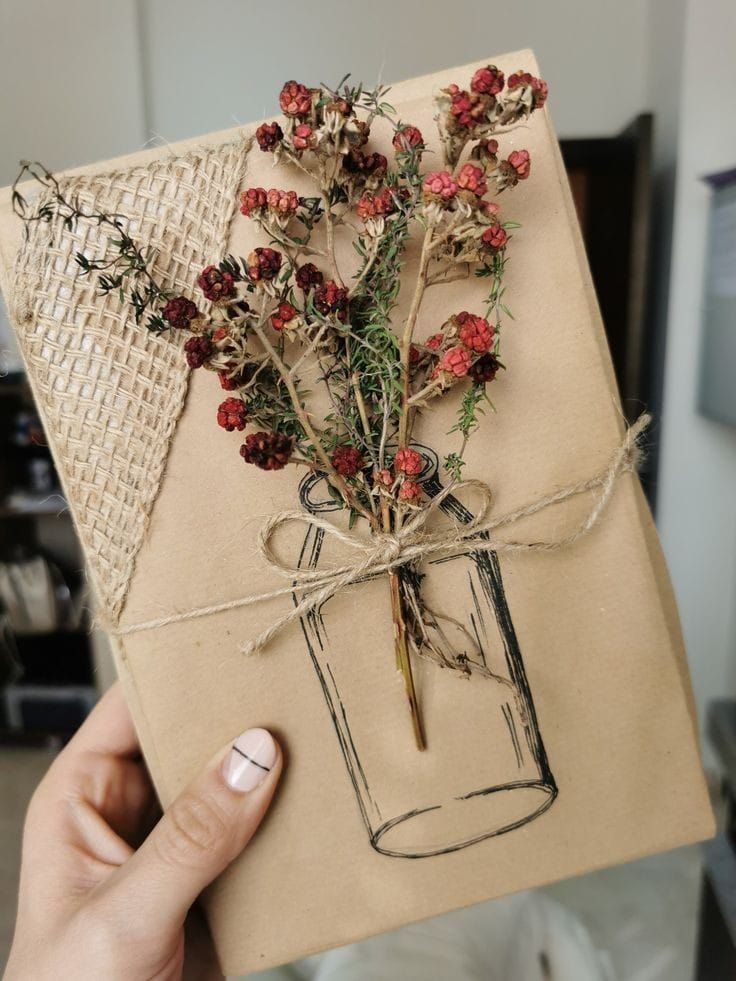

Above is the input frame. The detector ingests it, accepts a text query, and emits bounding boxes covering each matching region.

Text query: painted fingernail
[223,727,277,793]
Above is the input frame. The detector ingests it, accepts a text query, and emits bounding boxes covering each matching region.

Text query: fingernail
[223,728,277,793]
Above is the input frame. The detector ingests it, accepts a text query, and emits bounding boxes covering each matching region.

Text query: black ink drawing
[296,446,557,858]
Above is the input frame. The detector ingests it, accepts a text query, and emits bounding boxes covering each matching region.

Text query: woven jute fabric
[11,139,251,621]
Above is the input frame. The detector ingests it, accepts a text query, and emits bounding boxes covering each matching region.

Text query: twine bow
[111,414,650,655]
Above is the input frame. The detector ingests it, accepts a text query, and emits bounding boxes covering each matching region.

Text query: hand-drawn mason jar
[296,446,556,858]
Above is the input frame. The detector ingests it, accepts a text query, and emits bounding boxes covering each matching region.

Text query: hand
[5,683,282,980]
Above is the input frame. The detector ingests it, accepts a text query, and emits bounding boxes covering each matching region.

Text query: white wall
[137,0,649,140]
[656,0,736,728]
[0,0,147,374]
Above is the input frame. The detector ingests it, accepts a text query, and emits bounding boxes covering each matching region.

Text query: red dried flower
[295,263,324,292]
[217,397,248,432]
[163,296,198,330]
[506,149,531,180]
[481,223,508,253]
[507,71,533,89]
[375,468,393,487]
[197,265,236,302]
[399,480,422,503]
[474,138,499,167]
[343,149,388,180]
[439,345,472,377]
[445,84,486,130]
[184,335,213,369]
[393,447,423,476]
[240,187,267,217]
[279,80,313,118]
[246,247,282,282]
[256,121,283,151]
[292,123,313,151]
[409,345,420,364]
[271,301,298,331]
[480,200,500,218]
[426,332,445,350]
[392,125,423,152]
[422,171,458,204]
[508,72,548,109]
[356,186,394,219]
[469,353,501,385]
[240,431,293,470]
[531,77,549,109]
[457,163,487,198]
[217,363,257,391]
[457,312,494,353]
[313,280,349,321]
[470,65,505,96]
[331,445,365,477]
[266,188,299,215]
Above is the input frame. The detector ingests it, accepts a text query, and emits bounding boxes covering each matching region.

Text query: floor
[0,747,707,979]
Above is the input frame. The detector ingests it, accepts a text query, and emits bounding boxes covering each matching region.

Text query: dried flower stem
[251,319,376,526]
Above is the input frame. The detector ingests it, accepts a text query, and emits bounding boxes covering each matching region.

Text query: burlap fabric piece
[10,140,250,619]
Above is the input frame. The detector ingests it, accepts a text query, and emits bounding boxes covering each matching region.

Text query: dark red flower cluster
[393,447,423,477]
[240,187,267,216]
[271,301,298,331]
[481,223,508,253]
[438,345,472,378]
[507,71,549,108]
[313,280,349,321]
[422,171,458,204]
[184,335,213,369]
[197,265,236,303]
[456,312,494,353]
[331,445,364,477]
[240,187,299,218]
[457,163,487,198]
[266,188,299,215]
[163,296,198,330]
[292,123,313,151]
[444,83,488,131]
[470,65,505,96]
[356,186,394,220]
[474,137,499,166]
[240,431,293,470]
[503,149,531,182]
[295,263,323,292]
[469,353,502,385]
[425,312,499,385]
[246,247,282,283]
[217,397,248,432]
[279,80,313,118]
[255,121,283,152]
[218,365,255,391]
[399,480,422,503]
[343,148,388,182]
[392,125,423,153]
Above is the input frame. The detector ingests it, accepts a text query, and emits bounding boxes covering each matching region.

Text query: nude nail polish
[223,727,277,792]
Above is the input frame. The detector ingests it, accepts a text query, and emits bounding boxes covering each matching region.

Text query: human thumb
[105,727,281,931]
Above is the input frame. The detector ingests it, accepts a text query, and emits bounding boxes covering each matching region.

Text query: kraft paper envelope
[0,50,714,975]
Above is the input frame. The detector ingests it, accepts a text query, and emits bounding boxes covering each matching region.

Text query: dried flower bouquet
[13,64,548,749]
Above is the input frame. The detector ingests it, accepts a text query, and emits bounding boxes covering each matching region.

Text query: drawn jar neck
[299,444,441,516]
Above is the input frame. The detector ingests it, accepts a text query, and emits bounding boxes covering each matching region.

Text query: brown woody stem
[398,229,435,447]
[382,496,426,751]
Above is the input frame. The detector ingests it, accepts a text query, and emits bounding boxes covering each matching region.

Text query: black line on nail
[231,745,271,771]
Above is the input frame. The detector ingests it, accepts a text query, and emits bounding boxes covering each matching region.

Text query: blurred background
[0,0,734,978]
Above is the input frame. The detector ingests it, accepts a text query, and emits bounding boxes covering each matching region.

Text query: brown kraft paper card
[0,50,714,976]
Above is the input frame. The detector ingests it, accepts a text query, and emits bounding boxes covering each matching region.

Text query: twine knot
[110,414,650,662]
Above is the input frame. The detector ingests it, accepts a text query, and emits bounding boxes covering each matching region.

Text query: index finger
[63,681,140,760]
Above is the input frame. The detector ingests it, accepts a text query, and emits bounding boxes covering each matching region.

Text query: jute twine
[110,413,650,655]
